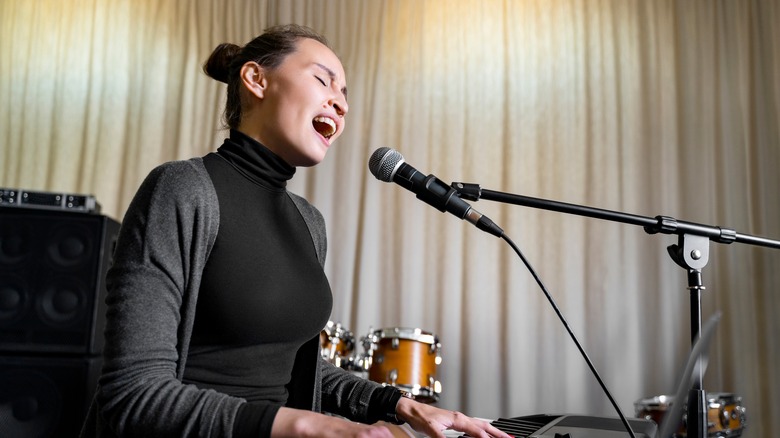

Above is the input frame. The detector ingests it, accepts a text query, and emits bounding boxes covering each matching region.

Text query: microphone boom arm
[452,181,779,438]
[451,182,780,249]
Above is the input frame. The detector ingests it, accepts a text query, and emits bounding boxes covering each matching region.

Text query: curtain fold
[1,0,777,436]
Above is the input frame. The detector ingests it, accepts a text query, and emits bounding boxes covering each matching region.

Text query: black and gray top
[81,130,401,438]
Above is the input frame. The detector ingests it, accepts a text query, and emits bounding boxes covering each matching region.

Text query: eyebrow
[315,62,348,100]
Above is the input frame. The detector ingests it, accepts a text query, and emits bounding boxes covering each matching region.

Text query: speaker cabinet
[0,355,102,438]
[0,207,120,354]
[0,207,120,437]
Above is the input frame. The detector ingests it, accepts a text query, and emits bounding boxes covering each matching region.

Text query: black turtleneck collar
[215,129,296,190]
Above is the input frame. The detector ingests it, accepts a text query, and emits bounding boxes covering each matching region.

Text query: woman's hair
[203,24,331,129]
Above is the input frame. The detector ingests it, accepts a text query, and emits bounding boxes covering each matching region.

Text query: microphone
[369,148,646,438]
[368,147,503,237]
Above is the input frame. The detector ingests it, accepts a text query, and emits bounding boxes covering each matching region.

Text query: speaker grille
[0,208,119,354]
[0,355,102,438]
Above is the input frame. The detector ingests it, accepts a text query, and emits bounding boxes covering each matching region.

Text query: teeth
[313,116,337,138]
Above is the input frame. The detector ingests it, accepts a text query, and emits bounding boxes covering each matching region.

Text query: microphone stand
[451,182,780,438]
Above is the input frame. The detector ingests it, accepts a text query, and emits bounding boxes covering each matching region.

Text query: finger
[471,418,511,438]
[485,423,512,438]
[449,414,511,438]
[448,411,487,437]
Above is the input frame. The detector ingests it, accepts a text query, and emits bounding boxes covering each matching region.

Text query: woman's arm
[96,159,247,436]
[271,407,400,438]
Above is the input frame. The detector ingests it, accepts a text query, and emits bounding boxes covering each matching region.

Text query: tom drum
[363,327,442,403]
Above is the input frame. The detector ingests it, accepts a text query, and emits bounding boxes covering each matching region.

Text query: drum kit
[321,321,748,436]
[634,392,747,437]
[320,321,442,403]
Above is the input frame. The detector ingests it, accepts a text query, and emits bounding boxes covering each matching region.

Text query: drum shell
[365,327,441,403]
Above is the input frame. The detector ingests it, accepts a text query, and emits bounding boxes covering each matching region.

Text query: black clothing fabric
[186,131,333,436]
[80,129,403,438]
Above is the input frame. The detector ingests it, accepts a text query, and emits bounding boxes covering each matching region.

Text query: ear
[240,62,267,99]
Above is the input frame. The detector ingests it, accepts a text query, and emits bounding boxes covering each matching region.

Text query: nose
[329,96,348,117]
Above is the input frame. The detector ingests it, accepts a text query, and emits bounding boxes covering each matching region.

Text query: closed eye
[315,76,326,86]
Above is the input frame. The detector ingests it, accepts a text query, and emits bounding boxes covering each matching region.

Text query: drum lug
[389,369,398,385]
[392,337,399,349]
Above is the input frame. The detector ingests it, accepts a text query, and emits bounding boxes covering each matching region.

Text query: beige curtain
[2,0,778,436]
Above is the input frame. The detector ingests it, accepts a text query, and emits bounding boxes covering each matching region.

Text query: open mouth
[313,116,337,139]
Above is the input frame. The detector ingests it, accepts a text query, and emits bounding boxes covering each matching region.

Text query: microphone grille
[368,147,404,182]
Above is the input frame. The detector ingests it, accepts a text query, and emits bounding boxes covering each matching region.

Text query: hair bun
[203,43,242,84]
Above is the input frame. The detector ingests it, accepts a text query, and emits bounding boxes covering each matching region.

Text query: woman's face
[250,37,349,167]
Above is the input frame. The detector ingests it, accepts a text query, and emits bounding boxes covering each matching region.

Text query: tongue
[313,120,332,137]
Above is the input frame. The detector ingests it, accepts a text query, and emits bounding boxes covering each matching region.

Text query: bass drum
[634,392,746,437]
[362,327,442,403]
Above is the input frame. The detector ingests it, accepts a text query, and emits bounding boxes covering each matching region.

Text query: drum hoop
[706,392,739,405]
[636,393,741,406]
[634,395,675,410]
[323,321,354,339]
[371,327,438,345]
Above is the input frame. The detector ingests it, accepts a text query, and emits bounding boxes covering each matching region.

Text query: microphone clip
[417,175,469,218]
[450,182,482,202]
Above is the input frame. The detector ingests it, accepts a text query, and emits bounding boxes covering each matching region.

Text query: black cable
[500,233,637,438]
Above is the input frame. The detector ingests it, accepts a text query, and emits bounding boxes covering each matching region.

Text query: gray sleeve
[319,356,385,422]
[287,191,327,267]
[285,193,386,421]
[95,159,244,437]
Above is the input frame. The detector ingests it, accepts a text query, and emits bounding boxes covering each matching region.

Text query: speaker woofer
[46,223,94,269]
[0,274,30,325]
[0,222,32,265]
[0,369,61,438]
[0,355,101,438]
[37,277,88,327]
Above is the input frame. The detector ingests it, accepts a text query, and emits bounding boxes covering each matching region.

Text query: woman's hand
[271,407,398,438]
[395,398,511,438]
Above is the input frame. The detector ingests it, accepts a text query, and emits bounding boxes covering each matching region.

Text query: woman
[81,24,509,438]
